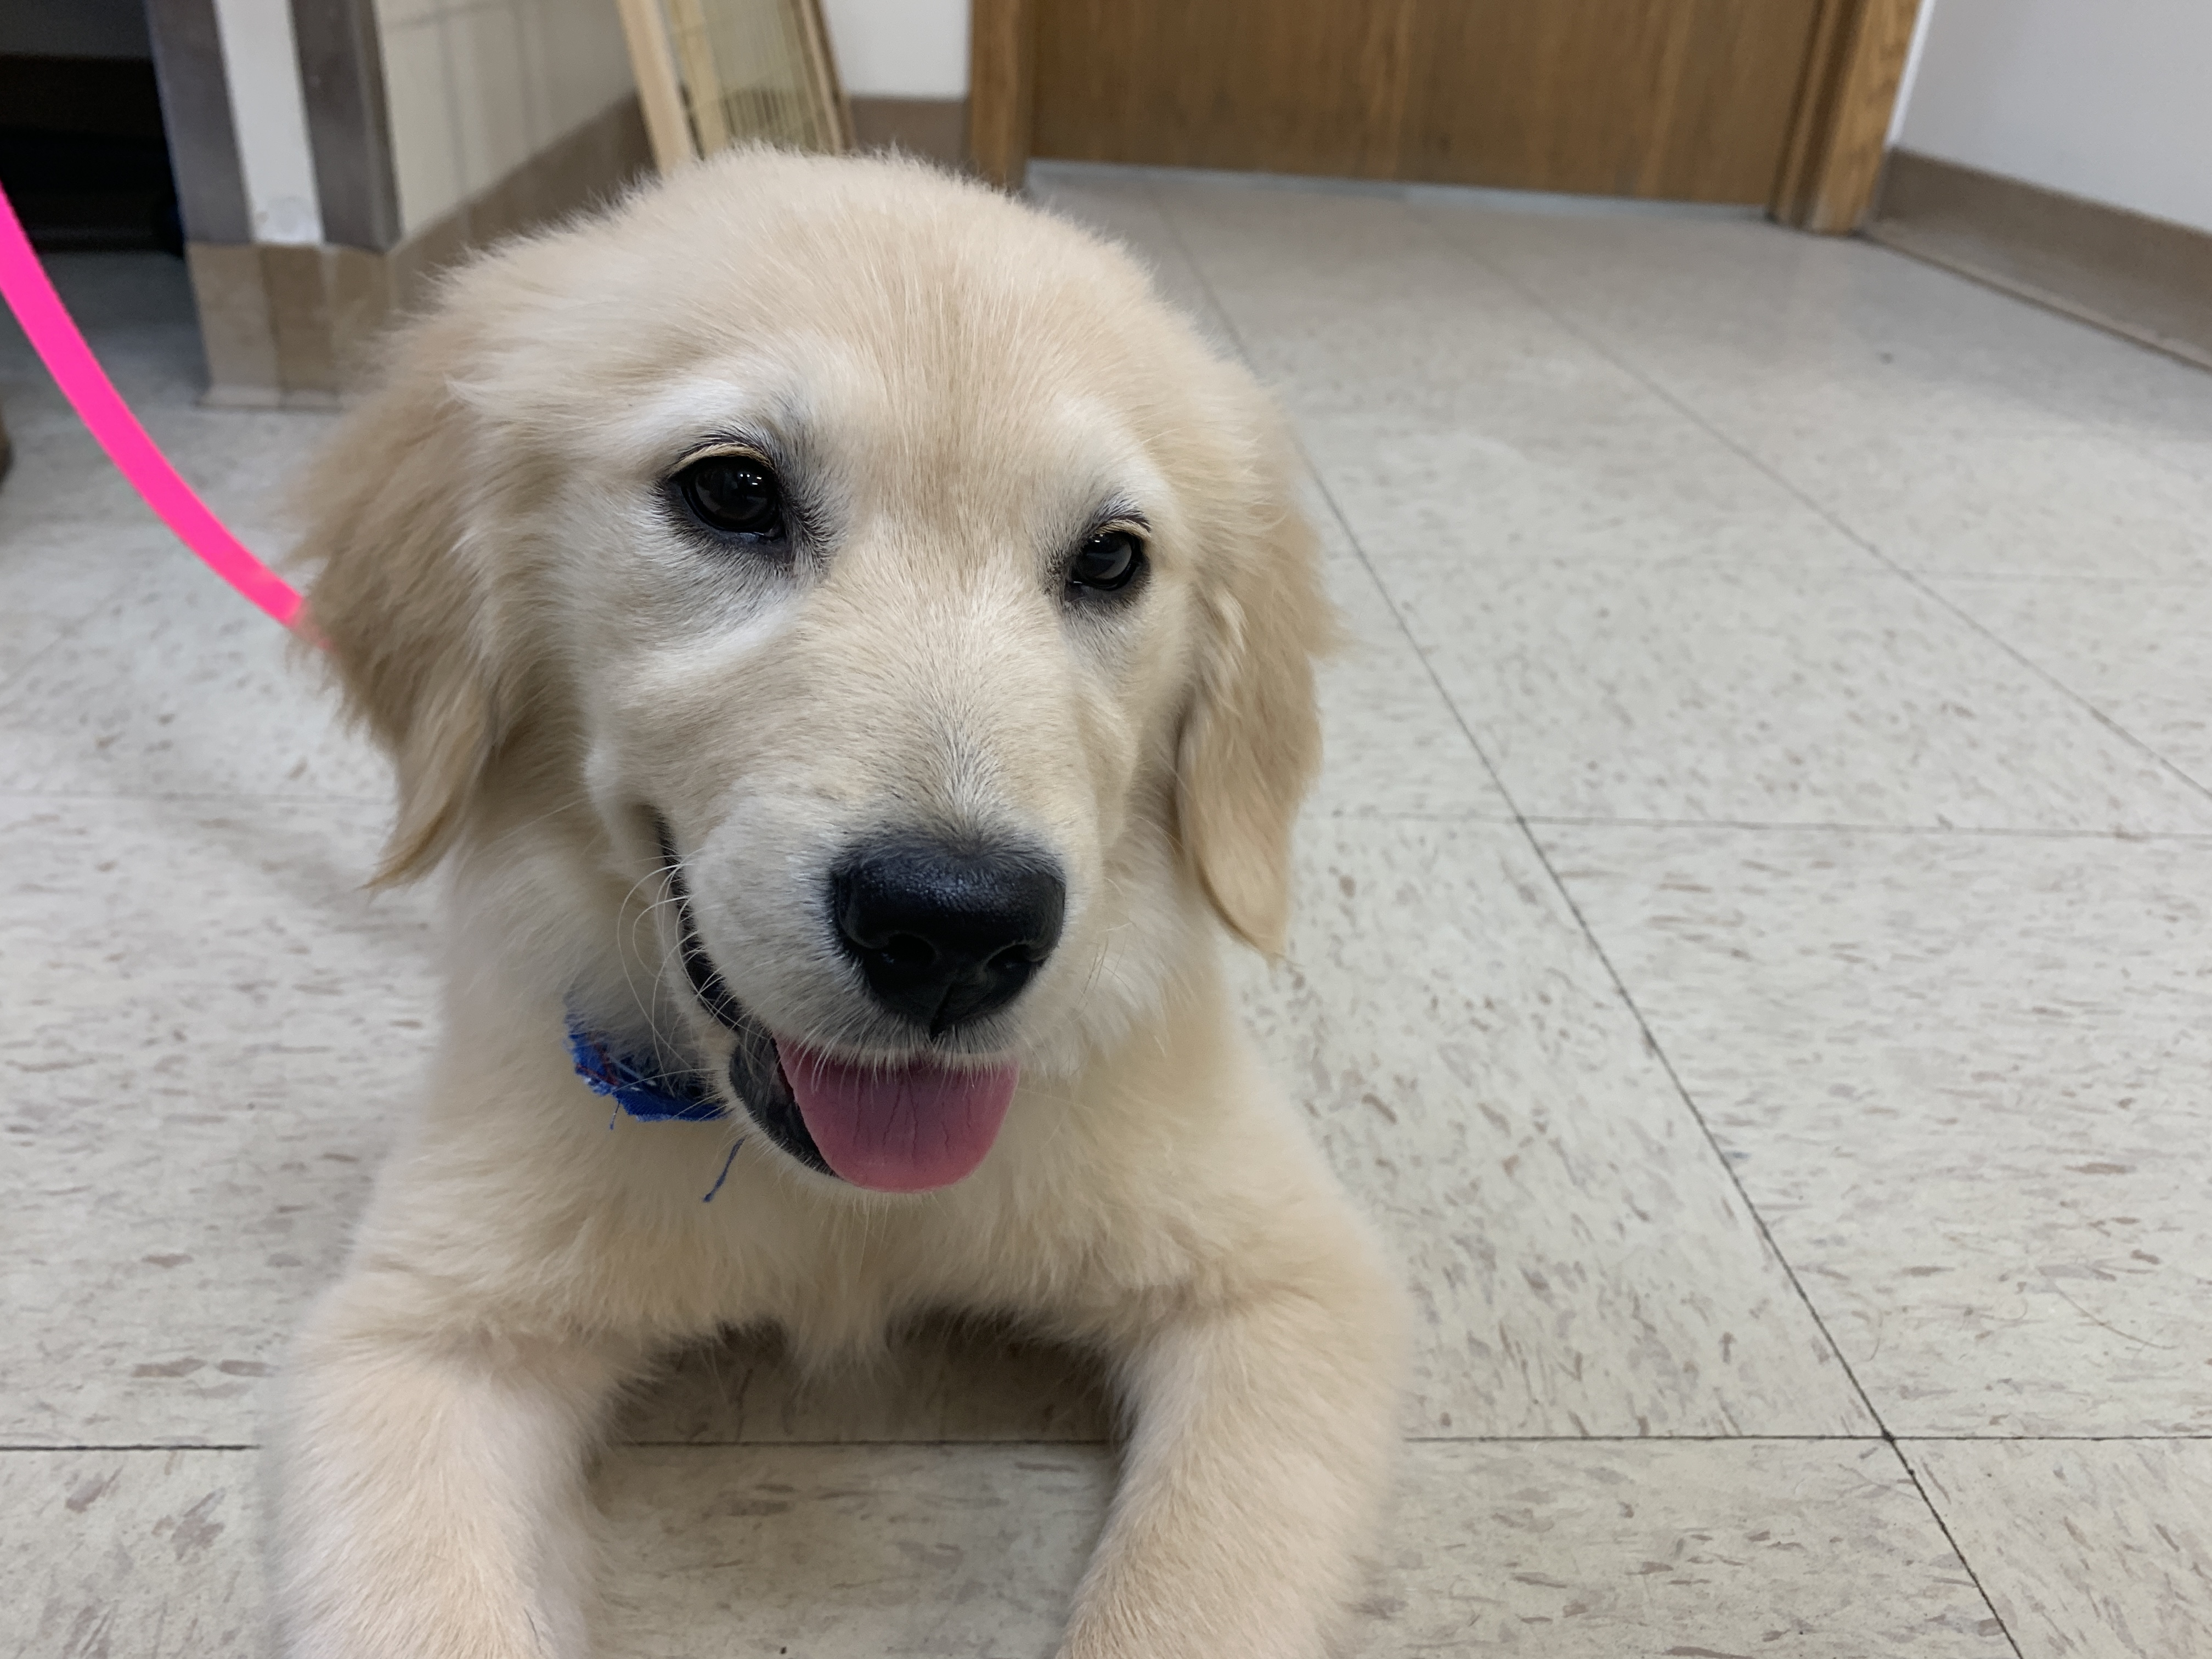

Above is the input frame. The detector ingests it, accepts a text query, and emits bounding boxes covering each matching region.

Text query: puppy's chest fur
[544,1098,1169,1351]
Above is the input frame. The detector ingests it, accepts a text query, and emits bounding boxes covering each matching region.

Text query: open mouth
[658,826,1020,1193]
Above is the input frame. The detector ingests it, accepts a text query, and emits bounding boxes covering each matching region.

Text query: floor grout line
[16,195,2202,1643]
[0,580,139,704]
[1868,226,2212,390]
[1443,236,2064,1659]
[1420,215,2212,822]
[1370,206,2109,1659]
[1152,180,1883,1400]
[1889,1441,2029,1659]
[1149,180,2040,1657]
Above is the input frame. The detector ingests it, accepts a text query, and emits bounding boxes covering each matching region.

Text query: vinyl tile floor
[5,165,2211,1657]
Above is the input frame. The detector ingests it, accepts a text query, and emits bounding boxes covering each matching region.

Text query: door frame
[1771,0,1922,232]
[969,0,1920,234]
[968,0,1037,193]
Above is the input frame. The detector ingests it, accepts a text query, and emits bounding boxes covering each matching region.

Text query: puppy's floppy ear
[1176,424,1336,956]
[295,311,509,885]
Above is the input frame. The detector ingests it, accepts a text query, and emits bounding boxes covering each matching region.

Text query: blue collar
[568,1020,743,1202]
[567,1021,728,1122]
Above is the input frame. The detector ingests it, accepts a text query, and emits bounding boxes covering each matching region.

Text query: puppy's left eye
[1068,529,1144,594]
[672,452,786,540]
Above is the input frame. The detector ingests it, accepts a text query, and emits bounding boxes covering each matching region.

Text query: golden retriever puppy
[274,148,1406,1658]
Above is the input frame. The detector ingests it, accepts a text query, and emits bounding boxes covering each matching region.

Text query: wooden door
[971,0,1920,232]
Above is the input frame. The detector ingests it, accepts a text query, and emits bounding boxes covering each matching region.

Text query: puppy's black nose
[832,838,1066,1034]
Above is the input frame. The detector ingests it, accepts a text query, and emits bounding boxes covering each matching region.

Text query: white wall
[375,0,637,236]
[1893,0,2212,235]
[213,0,324,244]
[821,0,966,99]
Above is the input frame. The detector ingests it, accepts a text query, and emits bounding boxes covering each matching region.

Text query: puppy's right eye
[672,452,787,541]
[1068,528,1145,594]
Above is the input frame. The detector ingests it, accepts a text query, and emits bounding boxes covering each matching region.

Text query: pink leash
[0,181,306,630]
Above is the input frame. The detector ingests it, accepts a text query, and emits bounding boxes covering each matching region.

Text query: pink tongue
[775,1039,1018,1193]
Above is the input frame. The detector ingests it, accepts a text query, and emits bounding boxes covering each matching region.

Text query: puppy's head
[302,151,1329,1193]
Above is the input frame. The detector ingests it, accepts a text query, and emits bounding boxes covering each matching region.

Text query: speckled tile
[0,541,386,800]
[0,391,157,543]
[1377,557,2212,832]
[0,398,333,538]
[1,253,334,537]
[1041,165,1553,414]
[1306,555,1514,820]
[127,408,338,530]
[1169,200,1815,575]
[622,1322,1111,1446]
[1232,817,1874,1437]
[1297,408,1885,569]
[0,1450,267,1659]
[1148,170,1492,300]
[2146,436,2212,485]
[1148,175,1635,428]
[16,178,2212,1659]
[597,1439,2008,1657]
[9,809,1859,1453]
[1760,428,2212,580]
[1370,1439,2008,1655]
[1210,297,1622,437]
[1543,827,2212,1435]
[4,1438,2010,1658]
[595,1444,1108,1654]
[1925,578,2212,788]
[0,795,433,1443]
[1905,1440,2212,1658]
[2076,355,2212,448]
[0,253,210,416]
[639,814,1767,1453]
[1025,165,1237,352]
[1154,183,2212,581]
[1301,472,1362,563]
[0,517,163,686]
[1420,206,2079,441]
[1438,200,2212,444]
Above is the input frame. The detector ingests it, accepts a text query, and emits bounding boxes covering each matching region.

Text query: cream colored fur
[273,148,1407,1658]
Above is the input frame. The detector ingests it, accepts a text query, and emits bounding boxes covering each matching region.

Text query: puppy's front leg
[271,1269,641,1659]
[1060,1213,1407,1659]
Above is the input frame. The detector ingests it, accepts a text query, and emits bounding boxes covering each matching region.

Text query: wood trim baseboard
[1870,150,2212,374]
[1771,0,1921,234]
[967,0,1034,190]
[849,97,968,170]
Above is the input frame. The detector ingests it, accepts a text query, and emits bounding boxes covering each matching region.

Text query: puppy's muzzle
[831,836,1065,1036]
